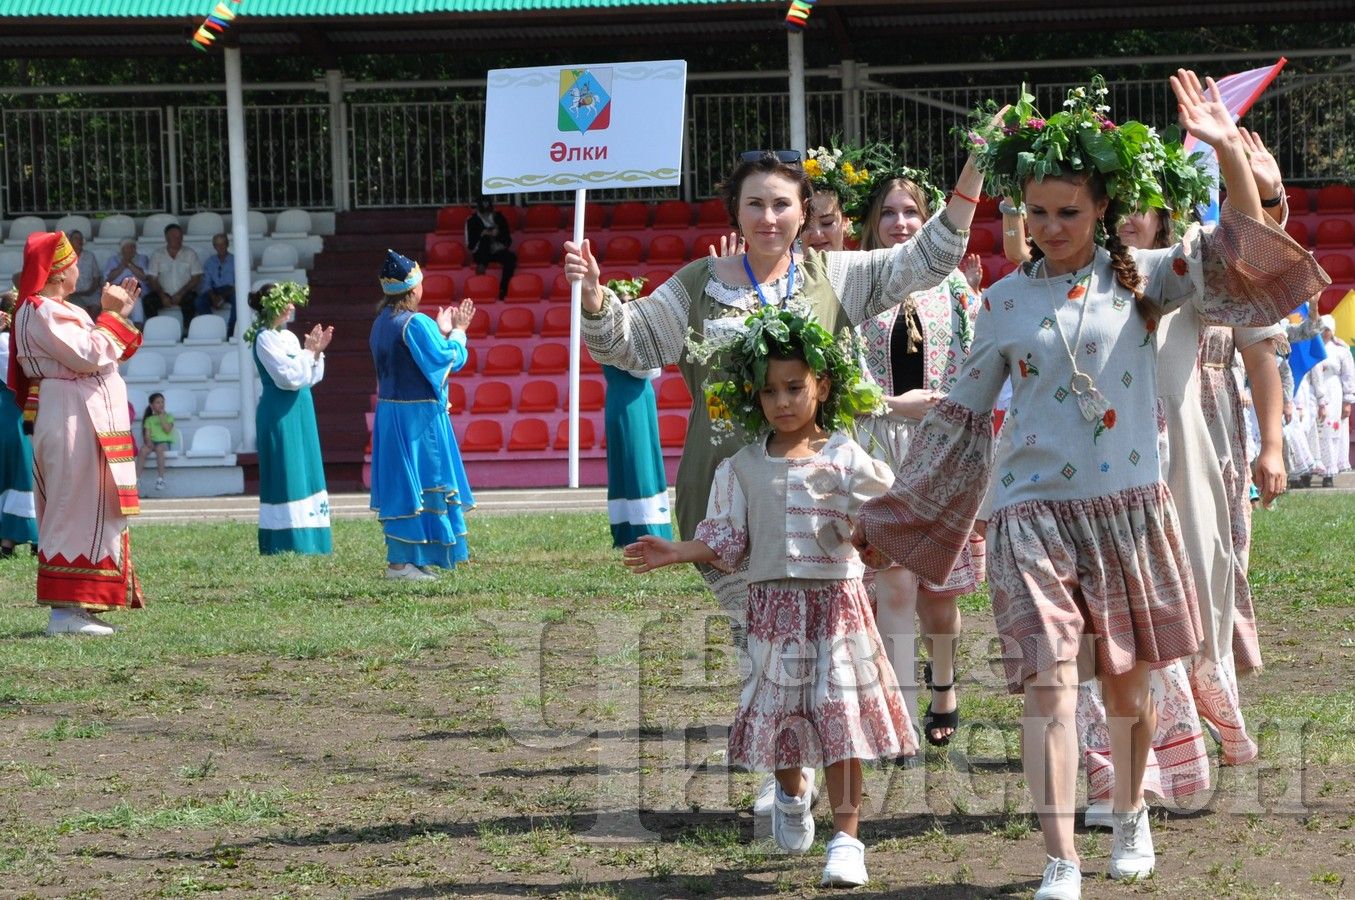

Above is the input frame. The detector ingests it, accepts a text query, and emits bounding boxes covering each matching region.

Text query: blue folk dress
[601,364,672,546]
[369,308,474,568]
[0,350,39,548]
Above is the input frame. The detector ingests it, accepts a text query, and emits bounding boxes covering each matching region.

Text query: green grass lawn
[0,493,1350,898]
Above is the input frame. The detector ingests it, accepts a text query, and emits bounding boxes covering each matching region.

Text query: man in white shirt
[146,223,203,334]
[66,229,101,317]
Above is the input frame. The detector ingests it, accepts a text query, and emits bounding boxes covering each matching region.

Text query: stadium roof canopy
[3,0,1354,60]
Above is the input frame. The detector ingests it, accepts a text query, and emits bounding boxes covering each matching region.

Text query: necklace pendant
[1075,383,1110,423]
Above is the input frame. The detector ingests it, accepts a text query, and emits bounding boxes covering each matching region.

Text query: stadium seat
[516,238,554,268]
[162,387,199,420]
[569,204,607,230]
[1285,185,1310,213]
[692,233,724,258]
[1316,184,1355,213]
[242,210,268,238]
[507,418,550,451]
[0,250,22,285]
[603,236,643,264]
[653,200,694,229]
[258,243,300,274]
[504,272,545,303]
[646,234,687,265]
[553,417,596,450]
[1316,218,1355,248]
[3,216,45,248]
[123,351,167,383]
[461,419,503,452]
[642,268,675,294]
[973,196,1000,221]
[541,305,571,336]
[471,381,513,414]
[271,208,313,238]
[168,350,213,382]
[465,308,491,339]
[550,273,574,302]
[483,344,524,375]
[1285,221,1310,247]
[436,206,472,235]
[1319,254,1355,282]
[523,204,564,232]
[656,376,692,409]
[568,379,605,412]
[141,316,182,346]
[217,352,240,382]
[197,386,241,419]
[517,379,560,412]
[658,414,686,448]
[185,211,224,239]
[447,382,466,413]
[141,213,179,240]
[580,348,602,374]
[428,240,467,268]
[94,215,137,246]
[186,425,233,458]
[696,198,728,227]
[967,229,997,255]
[609,202,650,230]
[463,274,500,303]
[495,306,535,337]
[529,342,569,375]
[423,273,456,303]
[55,214,94,239]
[1318,286,1349,315]
[184,315,227,345]
[453,347,478,375]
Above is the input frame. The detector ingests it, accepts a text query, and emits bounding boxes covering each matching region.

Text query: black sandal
[923,661,959,747]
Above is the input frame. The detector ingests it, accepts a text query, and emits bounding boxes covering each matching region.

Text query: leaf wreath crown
[957,74,1213,219]
[244,281,309,345]
[806,141,946,235]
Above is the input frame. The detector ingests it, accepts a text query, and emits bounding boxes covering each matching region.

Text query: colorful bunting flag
[190,0,244,52]
[785,0,816,31]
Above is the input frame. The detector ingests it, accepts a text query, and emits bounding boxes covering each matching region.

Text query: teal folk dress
[0,358,38,547]
[253,328,332,554]
[601,364,672,546]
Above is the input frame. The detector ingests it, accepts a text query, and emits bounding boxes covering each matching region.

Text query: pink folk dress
[14,298,143,610]
[694,431,918,770]
[857,204,1328,695]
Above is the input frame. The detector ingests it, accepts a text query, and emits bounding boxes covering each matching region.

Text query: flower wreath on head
[244,281,309,345]
[805,141,888,234]
[957,74,1213,222]
[855,151,947,225]
[684,305,884,444]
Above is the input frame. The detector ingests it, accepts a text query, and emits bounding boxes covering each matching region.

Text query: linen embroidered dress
[580,211,967,617]
[601,364,673,546]
[693,431,917,769]
[369,309,474,568]
[1313,337,1355,474]
[0,339,38,547]
[253,328,332,555]
[858,204,1329,693]
[14,298,143,610]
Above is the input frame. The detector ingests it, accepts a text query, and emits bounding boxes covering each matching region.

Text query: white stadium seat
[197,386,241,419]
[0,249,22,286]
[126,388,149,417]
[271,208,313,238]
[257,243,300,274]
[141,213,180,240]
[55,214,93,239]
[167,349,213,382]
[4,216,46,248]
[141,316,182,347]
[123,351,167,383]
[186,424,233,458]
[94,215,137,246]
[184,315,227,345]
[161,388,199,420]
[185,211,225,238]
[216,351,241,382]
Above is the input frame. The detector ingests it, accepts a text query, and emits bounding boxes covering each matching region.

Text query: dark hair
[764,340,831,427]
[163,223,183,236]
[143,392,165,421]
[1023,170,1143,303]
[0,289,16,316]
[247,284,276,313]
[859,177,933,252]
[717,152,812,231]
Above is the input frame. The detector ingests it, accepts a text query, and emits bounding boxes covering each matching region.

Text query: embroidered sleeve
[25,304,136,374]
[1136,204,1330,325]
[580,276,692,370]
[845,444,893,520]
[827,207,969,325]
[691,458,749,572]
[95,310,142,362]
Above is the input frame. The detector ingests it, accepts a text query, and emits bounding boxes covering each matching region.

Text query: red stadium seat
[523,204,564,232]
[550,273,573,302]
[516,238,554,268]
[483,344,524,375]
[967,229,997,255]
[1316,184,1355,213]
[505,272,545,303]
[495,306,535,338]
[461,420,503,452]
[641,268,675,295]
[500,206,526,230]
[470,381,513,414]
[609,201,650,230]
[422,274,455,303]
[452,346,478,376]
[580,347,602,374]
[436,206,472,235]
[541,305,571,336]
[553,417,597,450]
[656,376,692,409]
[529,343,569,375]
[508,418,550,451]
[973,196,1000,221]
[658,414,687,448]
[647,234,687,264]
[653,200,694,229]
[1285,185,1311,213]
[517,380,560,412]
[599,270,634,291]
[603,235,644,264]
[568,379,605,412]
[1316,219,1355,248]
[447,382,466,414]
[696,198,728,227]
[568,204,608,230]
[692,233,724,258]
[428,239,466,268]
[1284,221,1310,247]
[465,308,490,339]
[1318,287,1349,315]
[1319,253,1355,282]
[463,274,500,303]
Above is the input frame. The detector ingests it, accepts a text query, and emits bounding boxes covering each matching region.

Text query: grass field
[0,492,1351,898]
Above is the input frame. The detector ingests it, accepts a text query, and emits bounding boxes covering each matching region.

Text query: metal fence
[1,69,1353,217]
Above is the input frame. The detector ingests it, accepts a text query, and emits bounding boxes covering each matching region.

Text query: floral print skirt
[727,577,918,771]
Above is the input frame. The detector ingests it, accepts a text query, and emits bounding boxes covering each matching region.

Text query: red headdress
[8,231,78,415]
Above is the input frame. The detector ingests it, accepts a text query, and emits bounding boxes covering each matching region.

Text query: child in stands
[137,392,175,492]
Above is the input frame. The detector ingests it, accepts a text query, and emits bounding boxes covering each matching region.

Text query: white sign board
[481,60,687,195]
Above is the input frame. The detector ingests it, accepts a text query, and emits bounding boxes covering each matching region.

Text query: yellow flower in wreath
[803,158,823,178]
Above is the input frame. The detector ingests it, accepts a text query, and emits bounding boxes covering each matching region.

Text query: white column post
[567,189,586,488]
[165,105,180,215]
[788,31,807,151]
[225,47,257,452]
[325,69,348,213]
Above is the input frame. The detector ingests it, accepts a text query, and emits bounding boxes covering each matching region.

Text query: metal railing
[348,100,485,209]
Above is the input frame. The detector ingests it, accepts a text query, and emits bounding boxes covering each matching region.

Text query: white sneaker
[1083,799,1114,829]
[820,832,868,887]
[46,608,115,637]
[384,564,435,581]
[753,767,817,817]
[1109,805,1155,880]
[154,477,166,491]
[771,780,815,854]
[1034,856,1082,900]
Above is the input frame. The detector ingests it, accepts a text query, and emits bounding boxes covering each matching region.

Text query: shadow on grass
[359,878,1038,898]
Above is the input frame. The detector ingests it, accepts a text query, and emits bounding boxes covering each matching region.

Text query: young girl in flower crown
[855,70,1328,900]
[624,306,914,888]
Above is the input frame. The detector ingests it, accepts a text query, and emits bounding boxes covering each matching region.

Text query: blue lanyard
[741,253,796,307]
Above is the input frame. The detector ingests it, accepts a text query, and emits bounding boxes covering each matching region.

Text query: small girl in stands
[623,306,914,888]
[137,392,175,492]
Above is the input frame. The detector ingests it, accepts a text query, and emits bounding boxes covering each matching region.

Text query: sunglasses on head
[738,149,803,165]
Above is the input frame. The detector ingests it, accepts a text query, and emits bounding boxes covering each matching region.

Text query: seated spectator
[103,238,151,325]
[146,223,203,334]
[67,230,102,318]
[137,391,177,493]
[196,233,237,337]
[465,196,517,301]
